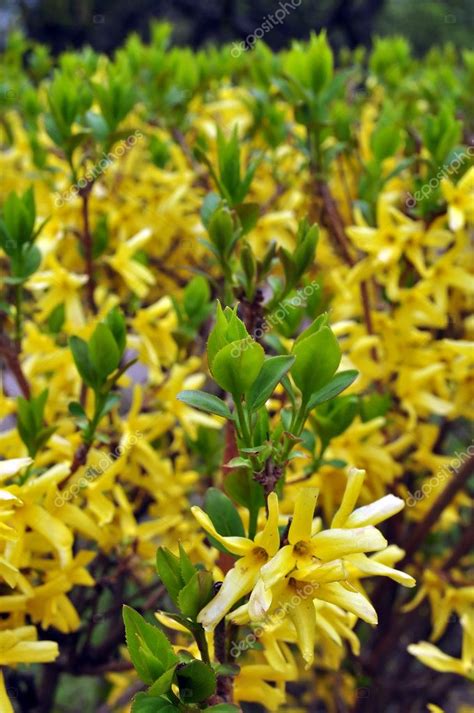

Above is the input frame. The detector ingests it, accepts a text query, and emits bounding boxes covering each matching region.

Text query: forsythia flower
[192,492,280,630]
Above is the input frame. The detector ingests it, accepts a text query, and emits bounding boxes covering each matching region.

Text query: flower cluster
[0,25,472,713]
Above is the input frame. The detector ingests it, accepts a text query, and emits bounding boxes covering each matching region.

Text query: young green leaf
[292,326,341,400]
[211,339,264,396]
[306,369,358,410]
[89,323,121,379]
[176,660,216,704]
[69,336,98,389]
[156,548,183,606]
[177,390,232,420]
[123,606,178,685]
[246,355,295,411]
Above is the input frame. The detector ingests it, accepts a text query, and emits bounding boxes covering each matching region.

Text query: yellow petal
[317,582,378,624]
[22,504,73,568]
[197,556,260,631]
[191,506,253,556]
[345,553,415,587]
[297,559,347,584]
[311,526,387,561]
[331,469,365,528]
[248,577,273,620]
[0,458,32,480]
[288,488,319,544]
[344,495,405,528]
[407,642,465,675]
[261,546,296,589]
[255,492,280,556]
[288,592,316,668]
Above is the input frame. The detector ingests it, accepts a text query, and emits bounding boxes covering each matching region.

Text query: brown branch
[317,180,381,377]
[441,520,474,571]
[401,453,474,565]
[0,334,31,397]
[79,184,97,313]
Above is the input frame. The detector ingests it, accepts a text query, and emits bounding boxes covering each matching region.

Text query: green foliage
[16,390,55,460]
[68,308,130,444]
[0,187,46,284]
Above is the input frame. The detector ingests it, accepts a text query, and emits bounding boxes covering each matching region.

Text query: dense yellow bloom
[27,255,88,325]
[441,166,474,230]
[192,492,280,631]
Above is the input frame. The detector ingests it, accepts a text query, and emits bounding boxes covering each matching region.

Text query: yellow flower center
[293,540,310,556]
[252,546,269,563]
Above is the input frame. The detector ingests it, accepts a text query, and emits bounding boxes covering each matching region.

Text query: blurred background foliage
[1,0,473,55]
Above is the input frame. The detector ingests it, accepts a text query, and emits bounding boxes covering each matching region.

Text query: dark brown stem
[401,453,474,565]
[317,180,381,375]
[80,188,97,313]
[0,334,31,397]
[441,520,474,571]
[36,663,60,713]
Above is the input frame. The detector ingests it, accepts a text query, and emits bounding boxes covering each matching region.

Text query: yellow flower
[408,610,473,678]
[441,166,474,230]
[0,626,58,713]
[27,255,88,325]
[260,485,389,590]
[192,492,280,631]
[106,227,155,297]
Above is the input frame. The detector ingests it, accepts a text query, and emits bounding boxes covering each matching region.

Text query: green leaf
[47,303,65,333]
[371,124,400,162]
[123,606,178,685]
[201,192,221,228]
[178,569,214,620]
[156,548,183,606]
[68,401,87,419]
[147,666,177,697]
[177,390,232,420]
[131,693,179,713]
[208,206,234,258]
[224,469,265,513]
[226,456,252,469]
[19,244,42,279]
[359,392,391,422]
[178,542,197,584]
[104,306,127,355]
[89,323,120,379]
[235,202,260,235]
[204,487,245,553]
[212,339,264,396]
[292,326,341,400]
[294,312,329,346]
[307,370,358,410]
[69,336,98,389]
[183,276,210,317]
[176,660,216,704]
[247,355,295,411]
[204,705,241,712]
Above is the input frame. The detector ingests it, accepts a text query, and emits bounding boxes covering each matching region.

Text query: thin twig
[79,185,97,313]
[0,334,31,397]
[401,453,474,565]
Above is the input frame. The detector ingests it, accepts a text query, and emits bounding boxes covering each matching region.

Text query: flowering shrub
[0,26,473,713]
